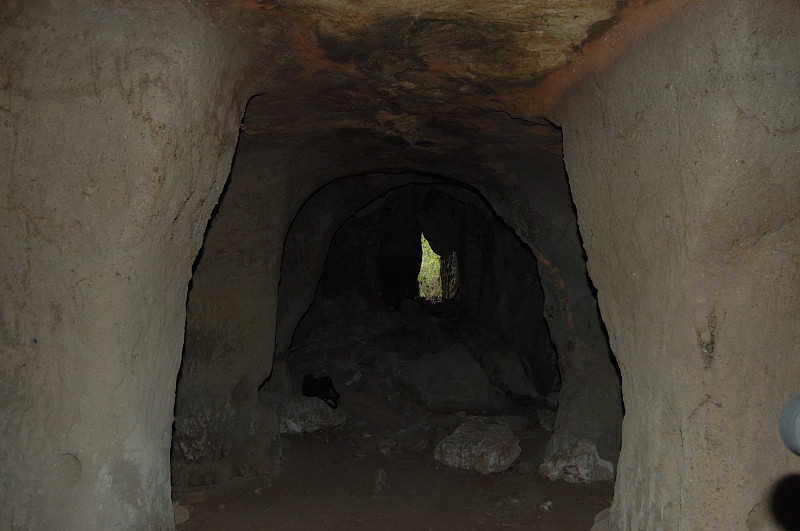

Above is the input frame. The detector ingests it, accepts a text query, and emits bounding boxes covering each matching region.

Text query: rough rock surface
[537,409,557,432]
[482,349,539,399]
[589,508,611,531]
[435,419,522,474]
[172,501,190,525]
[401,344,506,414]
[538,439,614,484]
[276,395,348,434]
[279,293,542,428]
[561,1,800,527]
[0,3,248,527]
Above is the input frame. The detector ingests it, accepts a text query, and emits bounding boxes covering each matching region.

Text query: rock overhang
[198,0,625,123]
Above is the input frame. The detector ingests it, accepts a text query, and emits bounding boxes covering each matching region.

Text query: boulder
[538,439,614,483]
[434,419,521,474]
[401,344,505,414]
[537,409,557,432]
[172,501,190,525]
[276,395,348,434]
[482,349,538,399]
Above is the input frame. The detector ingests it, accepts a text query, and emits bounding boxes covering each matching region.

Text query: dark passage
[172,94,622,529]
[175,183,615,531]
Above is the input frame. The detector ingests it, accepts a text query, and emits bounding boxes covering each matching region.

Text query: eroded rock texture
[435,419,522,475]
[0,3,248,528]
[561,1,800,528]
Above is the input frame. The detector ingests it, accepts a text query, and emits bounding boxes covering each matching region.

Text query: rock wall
[481,154,623,463]
[0,2,246,528]
[173,145,287,486]
[561,0,800,528]
[274,174,437,357]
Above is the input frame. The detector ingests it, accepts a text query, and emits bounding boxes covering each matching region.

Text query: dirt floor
[173,400,613,531]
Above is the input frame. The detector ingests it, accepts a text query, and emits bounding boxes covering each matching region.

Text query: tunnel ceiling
[193,0,661,148]
[192,0,687,236]
[236,0,620,106]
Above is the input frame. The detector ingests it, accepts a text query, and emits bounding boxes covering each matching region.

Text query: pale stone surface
[173,501,190,525]
[589,508,610,531]
[277,396,348,434]
[434,420,522,474]
[538,439,614,484]
[745,502,782,531]
[0,2,247,528]
[561,0,800,526]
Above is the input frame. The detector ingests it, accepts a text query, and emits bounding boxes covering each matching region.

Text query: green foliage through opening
[418,234,442,300]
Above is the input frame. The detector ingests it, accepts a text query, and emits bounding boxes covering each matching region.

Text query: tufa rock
[434,419,521,474]
[589,508,611,531]
[277,395,347,434]
[538,439,614,484]
[537,409,557,432]
[172,501,190,525]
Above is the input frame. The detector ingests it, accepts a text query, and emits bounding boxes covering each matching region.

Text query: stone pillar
[562,0,800,527]
[484,154,623,467]
[0,2,245,528]
[173,146,286,486]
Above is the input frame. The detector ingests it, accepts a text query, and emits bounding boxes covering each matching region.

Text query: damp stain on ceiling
[194,0,686,148]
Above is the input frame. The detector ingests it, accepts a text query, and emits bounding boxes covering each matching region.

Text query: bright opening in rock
[417,233,442,301]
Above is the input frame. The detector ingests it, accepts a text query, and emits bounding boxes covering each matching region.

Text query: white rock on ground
[434,419,521,474]
[172,501,190,525]
[277,395,347,434]
[538,439,614,483]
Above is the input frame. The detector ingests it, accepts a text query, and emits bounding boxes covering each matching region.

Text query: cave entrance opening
[418,232,459,303]
[417,233,443,301]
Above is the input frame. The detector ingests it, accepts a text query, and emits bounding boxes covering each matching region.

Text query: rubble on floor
[265,295,620,485]
[274,395,348,434]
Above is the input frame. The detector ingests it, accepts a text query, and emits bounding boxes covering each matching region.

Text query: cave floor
[173,405,612,530]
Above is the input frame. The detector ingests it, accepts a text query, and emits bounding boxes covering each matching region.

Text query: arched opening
[417,233,444,301]
[172,84,621,526]
[281,180,561,407]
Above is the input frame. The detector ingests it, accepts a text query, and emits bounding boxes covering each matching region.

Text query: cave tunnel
[284,181,565,410]
[3,1,800,530]
[172,90,622,525]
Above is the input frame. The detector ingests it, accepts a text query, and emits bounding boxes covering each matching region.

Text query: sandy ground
[174,400,612,531]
